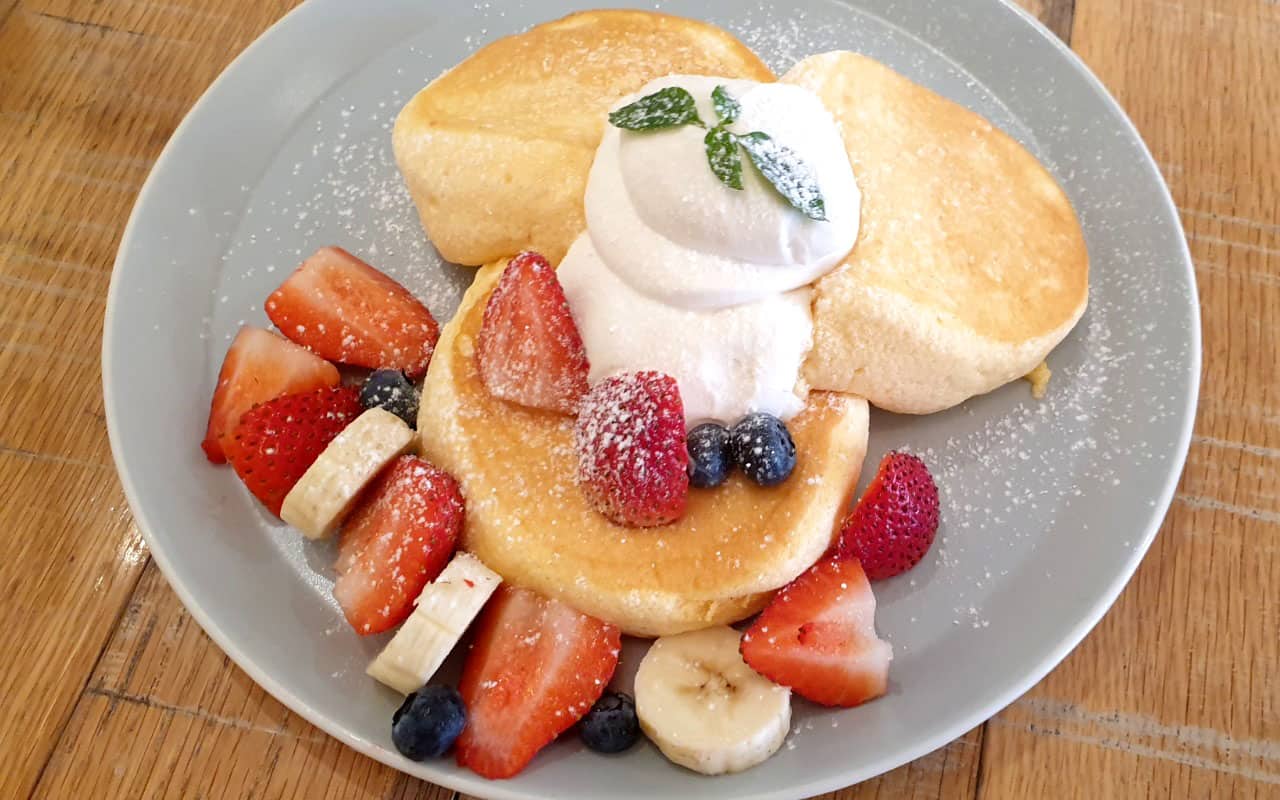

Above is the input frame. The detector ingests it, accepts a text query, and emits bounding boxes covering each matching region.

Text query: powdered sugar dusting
[196,0,1196,765]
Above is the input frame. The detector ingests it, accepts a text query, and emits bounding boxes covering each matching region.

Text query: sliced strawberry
[476,251,590,414]
[740,557,892,708]
[333,455,465,635]
[836,451,940,580]
[573,371,688,527]
[265,246,440,379]
[202,326,340,463]
[457,585,620,779]
[222,385,362,516]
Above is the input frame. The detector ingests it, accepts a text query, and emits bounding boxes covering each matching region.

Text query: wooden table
[1,0,1276,797]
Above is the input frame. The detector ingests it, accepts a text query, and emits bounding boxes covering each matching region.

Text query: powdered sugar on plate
[195,0,1196,767]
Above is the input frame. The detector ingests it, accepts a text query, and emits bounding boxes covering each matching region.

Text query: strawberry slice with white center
[201,326,340,464]
[333,455,464,635]
[456,585,620,779]
[266,246,440,379]
[476,251,590,414]
[740,557,892,708]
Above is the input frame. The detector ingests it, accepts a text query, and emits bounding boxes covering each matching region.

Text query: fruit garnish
[729,412,796,487]
[835,451,940,580]
[740,557,891,708]
[333,455,464,635]
[456,585,620,779]
[574,371,689,527]
[201,326,340,464]
[365,552,502,695]
[265,246,440,379]
[635,625,791,775]
[578,691,640,754]
[222,385,362,516]
[476,251,590,414]
[360,368,419,427]
[392,685,467,761]
[686,422,732,488]
[279,408,415,540]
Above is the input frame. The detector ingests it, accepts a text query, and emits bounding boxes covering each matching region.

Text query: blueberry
[579,691,639,754]
[686,422,732,488]
[391,685,466,760]
[361,369,419,427]
[729,413,796,487]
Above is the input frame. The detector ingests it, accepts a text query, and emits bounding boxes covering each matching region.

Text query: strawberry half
[333,455,465,635]
[836,451,940,580]
[476,251,590,414]
[266,246,440,379]
[573,371,688,527]
[741,557,892,708]
[222,385,363,515]
[456,585,620,779]
[202,326,341,463]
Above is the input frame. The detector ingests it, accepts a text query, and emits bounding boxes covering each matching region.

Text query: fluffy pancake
[783,52,1089,414]
[393,10,775,267]
[418,263,870,637]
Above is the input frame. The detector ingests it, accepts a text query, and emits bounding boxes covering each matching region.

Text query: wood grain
[2,0,1276,797]
[0,1,297,796]
[35,563,456,800]
[977,0,1280,797]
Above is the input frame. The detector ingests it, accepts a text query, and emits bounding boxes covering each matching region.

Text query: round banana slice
[280,407,414,539]
[366,552,501,695]
[634,625,791,775]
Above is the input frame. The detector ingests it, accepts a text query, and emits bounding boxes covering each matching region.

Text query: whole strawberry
[836,451,940,580]
[574,371,688,527]
[223,385,363,516]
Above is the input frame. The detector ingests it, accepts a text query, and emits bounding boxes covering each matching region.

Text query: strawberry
[333,455,465,635]
[835,451,940,580]
[201,326,340,463]
[573,371,688,527]
[476,251,590,414]
[265,246,440,379]
[456,585,620,779]
[740,557,892,708]
[222,385,363,515]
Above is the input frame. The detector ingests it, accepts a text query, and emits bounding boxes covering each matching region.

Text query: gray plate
[102,1,1200,798]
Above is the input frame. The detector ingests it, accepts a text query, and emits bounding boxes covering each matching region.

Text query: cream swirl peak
[558,75,860,424]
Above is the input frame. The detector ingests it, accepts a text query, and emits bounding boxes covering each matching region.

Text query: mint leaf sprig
[608,85,827,222]
[607,86,704,130]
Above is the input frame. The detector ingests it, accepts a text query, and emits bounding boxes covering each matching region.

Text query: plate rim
[102,0,1201,797]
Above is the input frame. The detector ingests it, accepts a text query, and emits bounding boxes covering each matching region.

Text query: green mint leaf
[712,85,740,124]
[704,125,743,190]
[608,87,703,131]
[736,131,827,221]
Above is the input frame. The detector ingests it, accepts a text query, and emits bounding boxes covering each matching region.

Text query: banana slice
[280,407,414,539]
[366,552,501,694]
[634,625,792,775]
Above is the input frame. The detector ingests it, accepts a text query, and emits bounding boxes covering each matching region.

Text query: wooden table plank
[0,1,297,796]
[35,563,458,799]
[977,0,1280,796]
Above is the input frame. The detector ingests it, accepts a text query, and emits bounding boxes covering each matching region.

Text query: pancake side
[783,52,1089,414]
[418,263,870,637]
[394,10,775,267]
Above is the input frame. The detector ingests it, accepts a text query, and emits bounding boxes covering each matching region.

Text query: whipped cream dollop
[558,75,860,424]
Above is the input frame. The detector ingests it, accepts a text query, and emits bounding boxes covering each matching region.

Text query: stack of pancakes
[400,11,1089,636]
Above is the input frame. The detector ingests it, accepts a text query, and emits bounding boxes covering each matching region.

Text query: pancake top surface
[784,52,1089,344]
[403,10,776,150]
[417,264,870,635]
